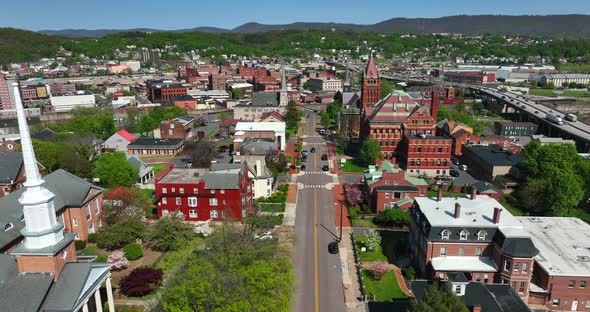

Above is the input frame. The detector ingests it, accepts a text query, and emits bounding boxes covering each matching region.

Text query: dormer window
[477,230,487,241]
[441,229,451,240]
[4,223,13,231]
[460,230,469,240]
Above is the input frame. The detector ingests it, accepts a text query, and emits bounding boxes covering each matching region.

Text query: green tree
[285,100,300,131]
[380,80,393,99]
[31,139,59,171]
[146,213,195,252]
[157,225,294,312]
[361,138,382,165]
[320,111,331,129]
[373,208,411,227]
[137,114,159,136]
[96,218,146,250]
[303,81,311,90]
[334,90,343,103]
[218,111,229,122]
[410,281,469,312]
[94,152,139,188]
[232,87,243,99]
[56,144,96,179]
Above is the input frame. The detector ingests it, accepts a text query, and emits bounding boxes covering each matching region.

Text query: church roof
[366,91,420,123]
[364,55,379,78]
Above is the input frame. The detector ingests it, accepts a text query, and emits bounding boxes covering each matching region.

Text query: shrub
[402,266,416,281]
[349,206,360,219]
[95,255,108,263]
[372,262,388,280]
[108,251,129,271]
[122,243,144,261]
[75,240,87,251]
[146,213,195,252]
[277,184,289,193]
[96,218,146,250]
[87,233,97,243]
[357,231,381,251]
[120,267,163,297]
[373,208,411,227]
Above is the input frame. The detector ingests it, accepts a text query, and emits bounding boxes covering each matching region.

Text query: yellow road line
[314,190,319,312]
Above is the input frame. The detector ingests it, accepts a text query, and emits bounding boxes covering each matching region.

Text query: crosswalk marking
[302,185,327,189]
[302,171,328,174]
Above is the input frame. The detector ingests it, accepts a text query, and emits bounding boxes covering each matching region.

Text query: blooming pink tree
[108,250,129,271]
[345,183,364,206]
[372,262,388,280]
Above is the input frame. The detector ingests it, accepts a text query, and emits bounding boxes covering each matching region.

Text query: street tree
[186,140,216,168]
[361,138,382,165]
[285,100,300,131]
[94,152,138,188]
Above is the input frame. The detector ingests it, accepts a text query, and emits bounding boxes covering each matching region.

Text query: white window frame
[210,210,219,218]
[504,259,511,272]
[88,223,95,234]
[458,247,464,256]
[86,205,92,221]
[94,198,100,214]
[162,187,167,194]
[522,262,528,273]
[193,188,199,194]
[459,230,469,240]
[477,230,487,241]
[210,198,219,206]
[176,197,181,205]
[179,188,184,194]
[514,262,520,273]
[162,209,169,216]
[220,189,225,194]
[188,197,197,207]
[440,246,447,256]
[162,197,167,204]
[441,230,451,240]
[189,210,198,218]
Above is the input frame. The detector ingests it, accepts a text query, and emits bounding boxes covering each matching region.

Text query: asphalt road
[293,113,346,312]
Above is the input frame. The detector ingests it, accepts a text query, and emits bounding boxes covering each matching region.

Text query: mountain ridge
[38,14,590,38]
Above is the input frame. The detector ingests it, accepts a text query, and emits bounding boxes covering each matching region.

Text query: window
[62,251,68,259]
[475,273,481,282]
[438,146,442,153]
[459,247,465,256]
[569,280,576,288]
[188,197,197,207]
[210,210,219,218]
[441,230,451,240]
[193,188,199,194]
[519,281,526,293]
[163,188,167,194]
[94,198,100,214]
[439,273,444,279]
[475,247,483,256]
[385,192,389,198]
[210,198,219,206]
[504,260,512,272]
[586,301,590,309]
[172,187,176,192]
[459,230,469,240]
[417,146,422,153]
[211,189,216,194]
[514,262,520,273]
[4,223,13,231]
[222,211,226,219]
[88,223,95,234]
[522,263,528,273]
[86,205,91,220]
[440,247,447,256]
[189,210,198,218]
[454,285,462,295]
[179,188,184,194]
[477,230,487,240]
[394,192,402,199]
[162,197,167,204]
[552,298,560,306]
[221,189,225,194]
[242,209,247,218]
[581,280,586,289]
[162,209,169,216]
[176,197,181,205]
[73,218,78,227]
[484,274,489,283]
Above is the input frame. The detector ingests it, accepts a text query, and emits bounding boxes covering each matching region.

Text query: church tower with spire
[361,54,381,112]
[279,66,288,106]
[9,82,77,280]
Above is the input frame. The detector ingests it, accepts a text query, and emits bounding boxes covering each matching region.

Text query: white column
[106,277,115,312]
[82,302,89,312]
[94,290,103,312]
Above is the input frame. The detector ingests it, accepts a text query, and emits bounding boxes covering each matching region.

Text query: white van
[460,164,468,171]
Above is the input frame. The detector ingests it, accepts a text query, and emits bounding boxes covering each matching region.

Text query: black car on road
[321,154,328,161]
[322,164,329,171]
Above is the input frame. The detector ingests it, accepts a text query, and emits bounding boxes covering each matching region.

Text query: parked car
[302,156,307,162]
[322,164,329,171]
[434,175,454,181]
[321,154,328,161]
[460,164,468,171]
[302,150,308,156]
[449,169,459,177]
[310,147,316,153]
[300,164,306,171]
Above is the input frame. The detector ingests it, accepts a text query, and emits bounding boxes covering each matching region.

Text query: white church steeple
[12,82,64,249]
[279,66,288,106]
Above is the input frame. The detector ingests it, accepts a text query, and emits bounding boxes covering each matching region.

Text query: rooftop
[517,217,590,277]
[235,122,285,133]
[128,137,184,148]
[159,168,209,184]
[464,144,524,166]
[431,256,498,272]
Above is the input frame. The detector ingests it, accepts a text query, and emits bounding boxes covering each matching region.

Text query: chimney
[472,305,481,312]
[493,207,502,224]
[471,187,477,200]
[437,187,443,202]
[431,93,439,121]
[454,203,461,219]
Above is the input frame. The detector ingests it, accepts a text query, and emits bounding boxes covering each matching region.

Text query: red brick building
[154,163,253,221]
[361,55,380,112]
[399,134,452,177]
[363,160,428,212]
[159,116,194,140]
[443,71,496,85]
[172,95,198,110]
[209,74,231,90]
[146,80,187,102]
[410,192,539,301]
[127,138,185,157]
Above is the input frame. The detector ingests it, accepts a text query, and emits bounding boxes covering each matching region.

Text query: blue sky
[3,0,590,31]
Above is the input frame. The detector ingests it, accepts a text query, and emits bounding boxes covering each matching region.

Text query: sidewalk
[340,228,367,312]
[282,183,298,226]
[332,184,352,228]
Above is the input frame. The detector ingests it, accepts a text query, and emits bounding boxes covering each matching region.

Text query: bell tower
[361,54,381,112]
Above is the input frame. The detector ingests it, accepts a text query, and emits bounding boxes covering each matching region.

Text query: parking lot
[430,162,479,187]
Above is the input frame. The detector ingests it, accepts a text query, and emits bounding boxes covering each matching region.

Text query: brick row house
[409,190,539,301]
[159,116,194,141]
[155,163,254,221]
[363,160,428,212]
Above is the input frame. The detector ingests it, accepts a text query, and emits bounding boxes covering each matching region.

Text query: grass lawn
[352,218,378,228]
[529,89,588,97]
[259,202,286,212]
[356,235,388,262]
[78,245,108,257]
[151,163,170,174]
[341,159,366,173]
[363,270,409,301]
[336,145,345,155]
[498,194,527,216]
[556,63,590,73]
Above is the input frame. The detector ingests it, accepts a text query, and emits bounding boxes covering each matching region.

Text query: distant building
[234,139,276,198]
[127,137,185,157]
[443,71,496,85]
[410,194,539,300]
[209,74,231,90]
[103,129,137,152]
[234,122,286,151]
[146,80,187,103]
[160,116,194,141]
[308,77,343,92]
[541,74,590,88]
[517,217,590,311]
[231,83,254,99]
[0,75,13,110]
[461,144,524,182]
[494,121,537,137]
[50,90,96,112]
[399,134,452,177]
[532,135,576,146]
[363,160,428,212]
[172,95,198,110]
[141,48,161,67]
[233,92,285,121]
[154,163,253,221]
[0,151,44,198]
[126,155,154,185]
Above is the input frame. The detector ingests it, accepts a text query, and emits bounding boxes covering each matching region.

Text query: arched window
[441,229,451,240]
[477,230,487,241]
[460,230,469,240]
[4,223,13,231]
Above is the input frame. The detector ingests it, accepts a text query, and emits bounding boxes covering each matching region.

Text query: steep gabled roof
[366,91,420,123]
[115,129,136,142]
[364,54,379,78]
[0,152,24,184]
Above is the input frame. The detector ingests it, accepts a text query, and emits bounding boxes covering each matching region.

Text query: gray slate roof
[250,92,279,107]
[203,163,246,190]
[0,254,54,312]
[0,152,23,184]
[465,144,524,166]
[236,139,276,155]
[128,137,184,148]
